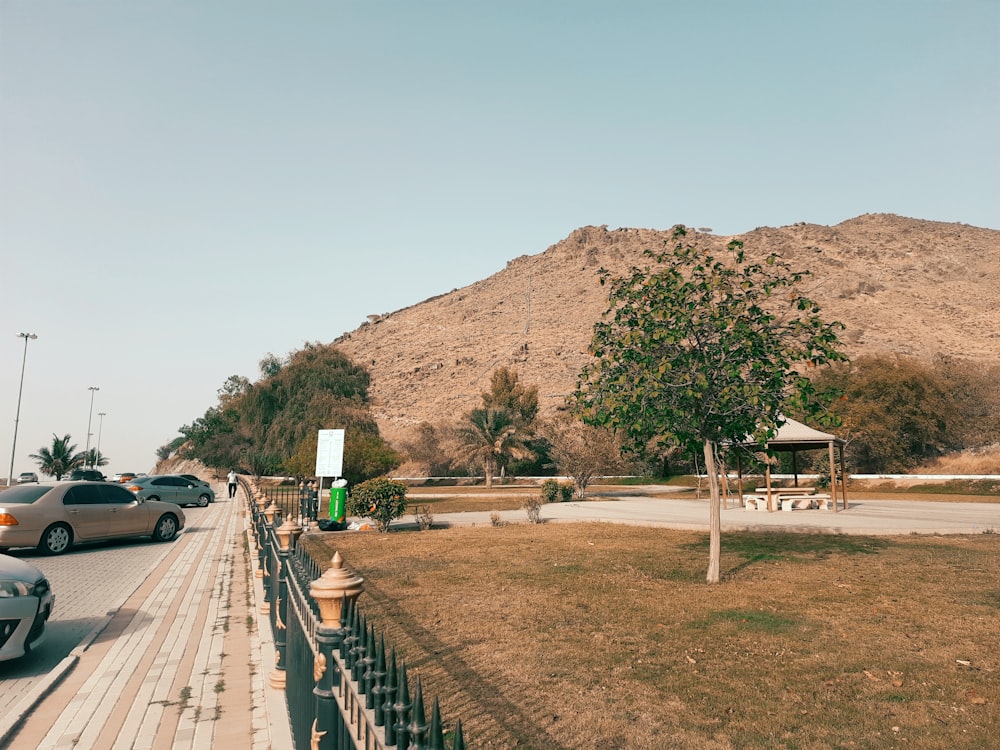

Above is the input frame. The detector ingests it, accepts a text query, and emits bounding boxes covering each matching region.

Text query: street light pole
[85,386,100,469]
[8,333,38,487]
[96,412,107,469]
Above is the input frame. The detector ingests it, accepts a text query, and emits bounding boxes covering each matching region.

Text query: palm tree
[454,408,531,489]
[82,448,109,469]
[30,434,86,480]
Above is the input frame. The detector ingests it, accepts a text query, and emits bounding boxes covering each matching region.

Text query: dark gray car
[124,475,215,508]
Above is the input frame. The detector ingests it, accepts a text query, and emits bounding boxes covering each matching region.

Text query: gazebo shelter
[733,417,848,512]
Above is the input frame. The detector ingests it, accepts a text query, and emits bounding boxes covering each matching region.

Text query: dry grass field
[302,511,999,749]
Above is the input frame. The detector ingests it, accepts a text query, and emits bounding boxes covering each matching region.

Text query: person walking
[227,469,238,498]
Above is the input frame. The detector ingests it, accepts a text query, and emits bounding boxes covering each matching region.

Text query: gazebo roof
[765,417,844,452]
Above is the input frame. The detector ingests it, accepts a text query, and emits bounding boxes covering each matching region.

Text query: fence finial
[309,551,365,626]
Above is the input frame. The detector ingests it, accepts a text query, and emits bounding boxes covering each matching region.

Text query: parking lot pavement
[0,490,289,750]
[398,494,1000,536]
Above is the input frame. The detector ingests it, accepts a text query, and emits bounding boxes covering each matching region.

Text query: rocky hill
[333,214,999,447]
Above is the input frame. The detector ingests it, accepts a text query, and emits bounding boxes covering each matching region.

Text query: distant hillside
[333,214,1000,447]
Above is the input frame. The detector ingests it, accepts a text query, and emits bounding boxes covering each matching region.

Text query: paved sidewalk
[1,487,292,750]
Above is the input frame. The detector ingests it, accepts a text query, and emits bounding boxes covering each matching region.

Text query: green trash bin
[329,486,346,523]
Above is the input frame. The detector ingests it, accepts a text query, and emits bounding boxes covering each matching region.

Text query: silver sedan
[124,475,215,508]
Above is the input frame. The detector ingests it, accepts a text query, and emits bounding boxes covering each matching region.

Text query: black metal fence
[244,478,467,750]
[262,485,322,524]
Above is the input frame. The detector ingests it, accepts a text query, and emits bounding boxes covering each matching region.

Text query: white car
[0,553,55,661]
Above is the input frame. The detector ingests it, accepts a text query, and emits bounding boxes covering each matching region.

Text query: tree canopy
[30,434,86,480]
[573,227,845,582]
[177,342,399,482]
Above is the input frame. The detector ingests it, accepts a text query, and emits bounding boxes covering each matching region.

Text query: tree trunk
[484,457,494,489]
[704,439,722,584]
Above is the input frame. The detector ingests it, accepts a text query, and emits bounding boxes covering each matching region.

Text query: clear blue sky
[2,1,997,477]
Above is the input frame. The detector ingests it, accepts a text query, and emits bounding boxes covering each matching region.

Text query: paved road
[0,505,213,717]
[400,492,1000,535]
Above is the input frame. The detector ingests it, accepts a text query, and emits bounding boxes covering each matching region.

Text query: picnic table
[744,486,832,511]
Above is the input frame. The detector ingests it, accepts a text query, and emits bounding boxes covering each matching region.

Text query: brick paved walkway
[2,488,291,750]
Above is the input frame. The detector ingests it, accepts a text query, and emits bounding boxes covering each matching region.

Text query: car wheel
[152,514,179,542]
[196,494,210,508]
[39,523,73,555]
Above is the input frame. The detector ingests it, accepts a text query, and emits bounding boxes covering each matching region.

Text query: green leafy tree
[809,355,966,472]
[82,449,109,469]
[454,407,531,488]
[574,227,845,583]
[482,367,539,428]
[30,434,86,480]
[346,477,408,532]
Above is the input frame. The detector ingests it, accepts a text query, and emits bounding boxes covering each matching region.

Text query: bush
[559,482,576,502]
[346,477,408,532]
[523,496,542,524]
[540,479,560,503]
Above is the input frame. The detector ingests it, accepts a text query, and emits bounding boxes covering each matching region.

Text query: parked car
[178,474,210,488]
[16,472,39,484]
[111,472,136,483]
[68,469,105,482]
[125,476,215,508]
[0,481,184,556]
[0,553,55,660]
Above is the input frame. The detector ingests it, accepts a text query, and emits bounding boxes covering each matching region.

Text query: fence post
[310,554,365,750]
[269,518,301,690]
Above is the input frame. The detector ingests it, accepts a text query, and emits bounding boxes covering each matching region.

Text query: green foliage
[481,367,539,428]
[30,434,86,480]
[454,407,532,488]
[558,482,576,501]
[810,354,1000,473]
[540,478,560,503]
[347,477,408,532]
[573,226,845,582]
[176,342,399,480]
[574,226,846,456]
[82,449,109,468]
[156,436,187,461]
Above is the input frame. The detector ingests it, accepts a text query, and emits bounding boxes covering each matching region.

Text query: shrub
[489,511,507,528]
[346,477,408,532]
[414,504,434,531]
[540,479,560,503]
[559,482,576,502]
[523,496,542,524]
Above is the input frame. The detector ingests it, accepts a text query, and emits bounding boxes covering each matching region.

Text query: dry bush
[522,496,542,523]
[920,445,1000,475]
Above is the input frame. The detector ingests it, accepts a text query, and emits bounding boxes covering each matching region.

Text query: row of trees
[169,343,401,485]
[29,434,108,479]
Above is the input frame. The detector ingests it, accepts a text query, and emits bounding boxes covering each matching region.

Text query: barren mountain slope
[334,214,999,446]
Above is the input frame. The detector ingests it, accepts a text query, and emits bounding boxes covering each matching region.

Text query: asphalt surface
[402,491,1000,536]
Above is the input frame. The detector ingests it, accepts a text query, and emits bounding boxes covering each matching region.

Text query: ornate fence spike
[393,663,412,750]
[452,719,466,750]
[372,635,388,721]
[350,615,368,682]
[381,648,398,734]
[408,677,429,750]
[428,698,444,750]
[363,624,378,706]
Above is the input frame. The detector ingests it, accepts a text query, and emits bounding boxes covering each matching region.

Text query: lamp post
[85,386,99,469]
[96,412,106,469]
[7,333,38,487]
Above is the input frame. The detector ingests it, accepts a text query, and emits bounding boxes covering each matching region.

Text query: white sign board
[315,429,345,478]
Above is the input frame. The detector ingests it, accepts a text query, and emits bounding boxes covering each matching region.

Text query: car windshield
[0,485,53,504]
